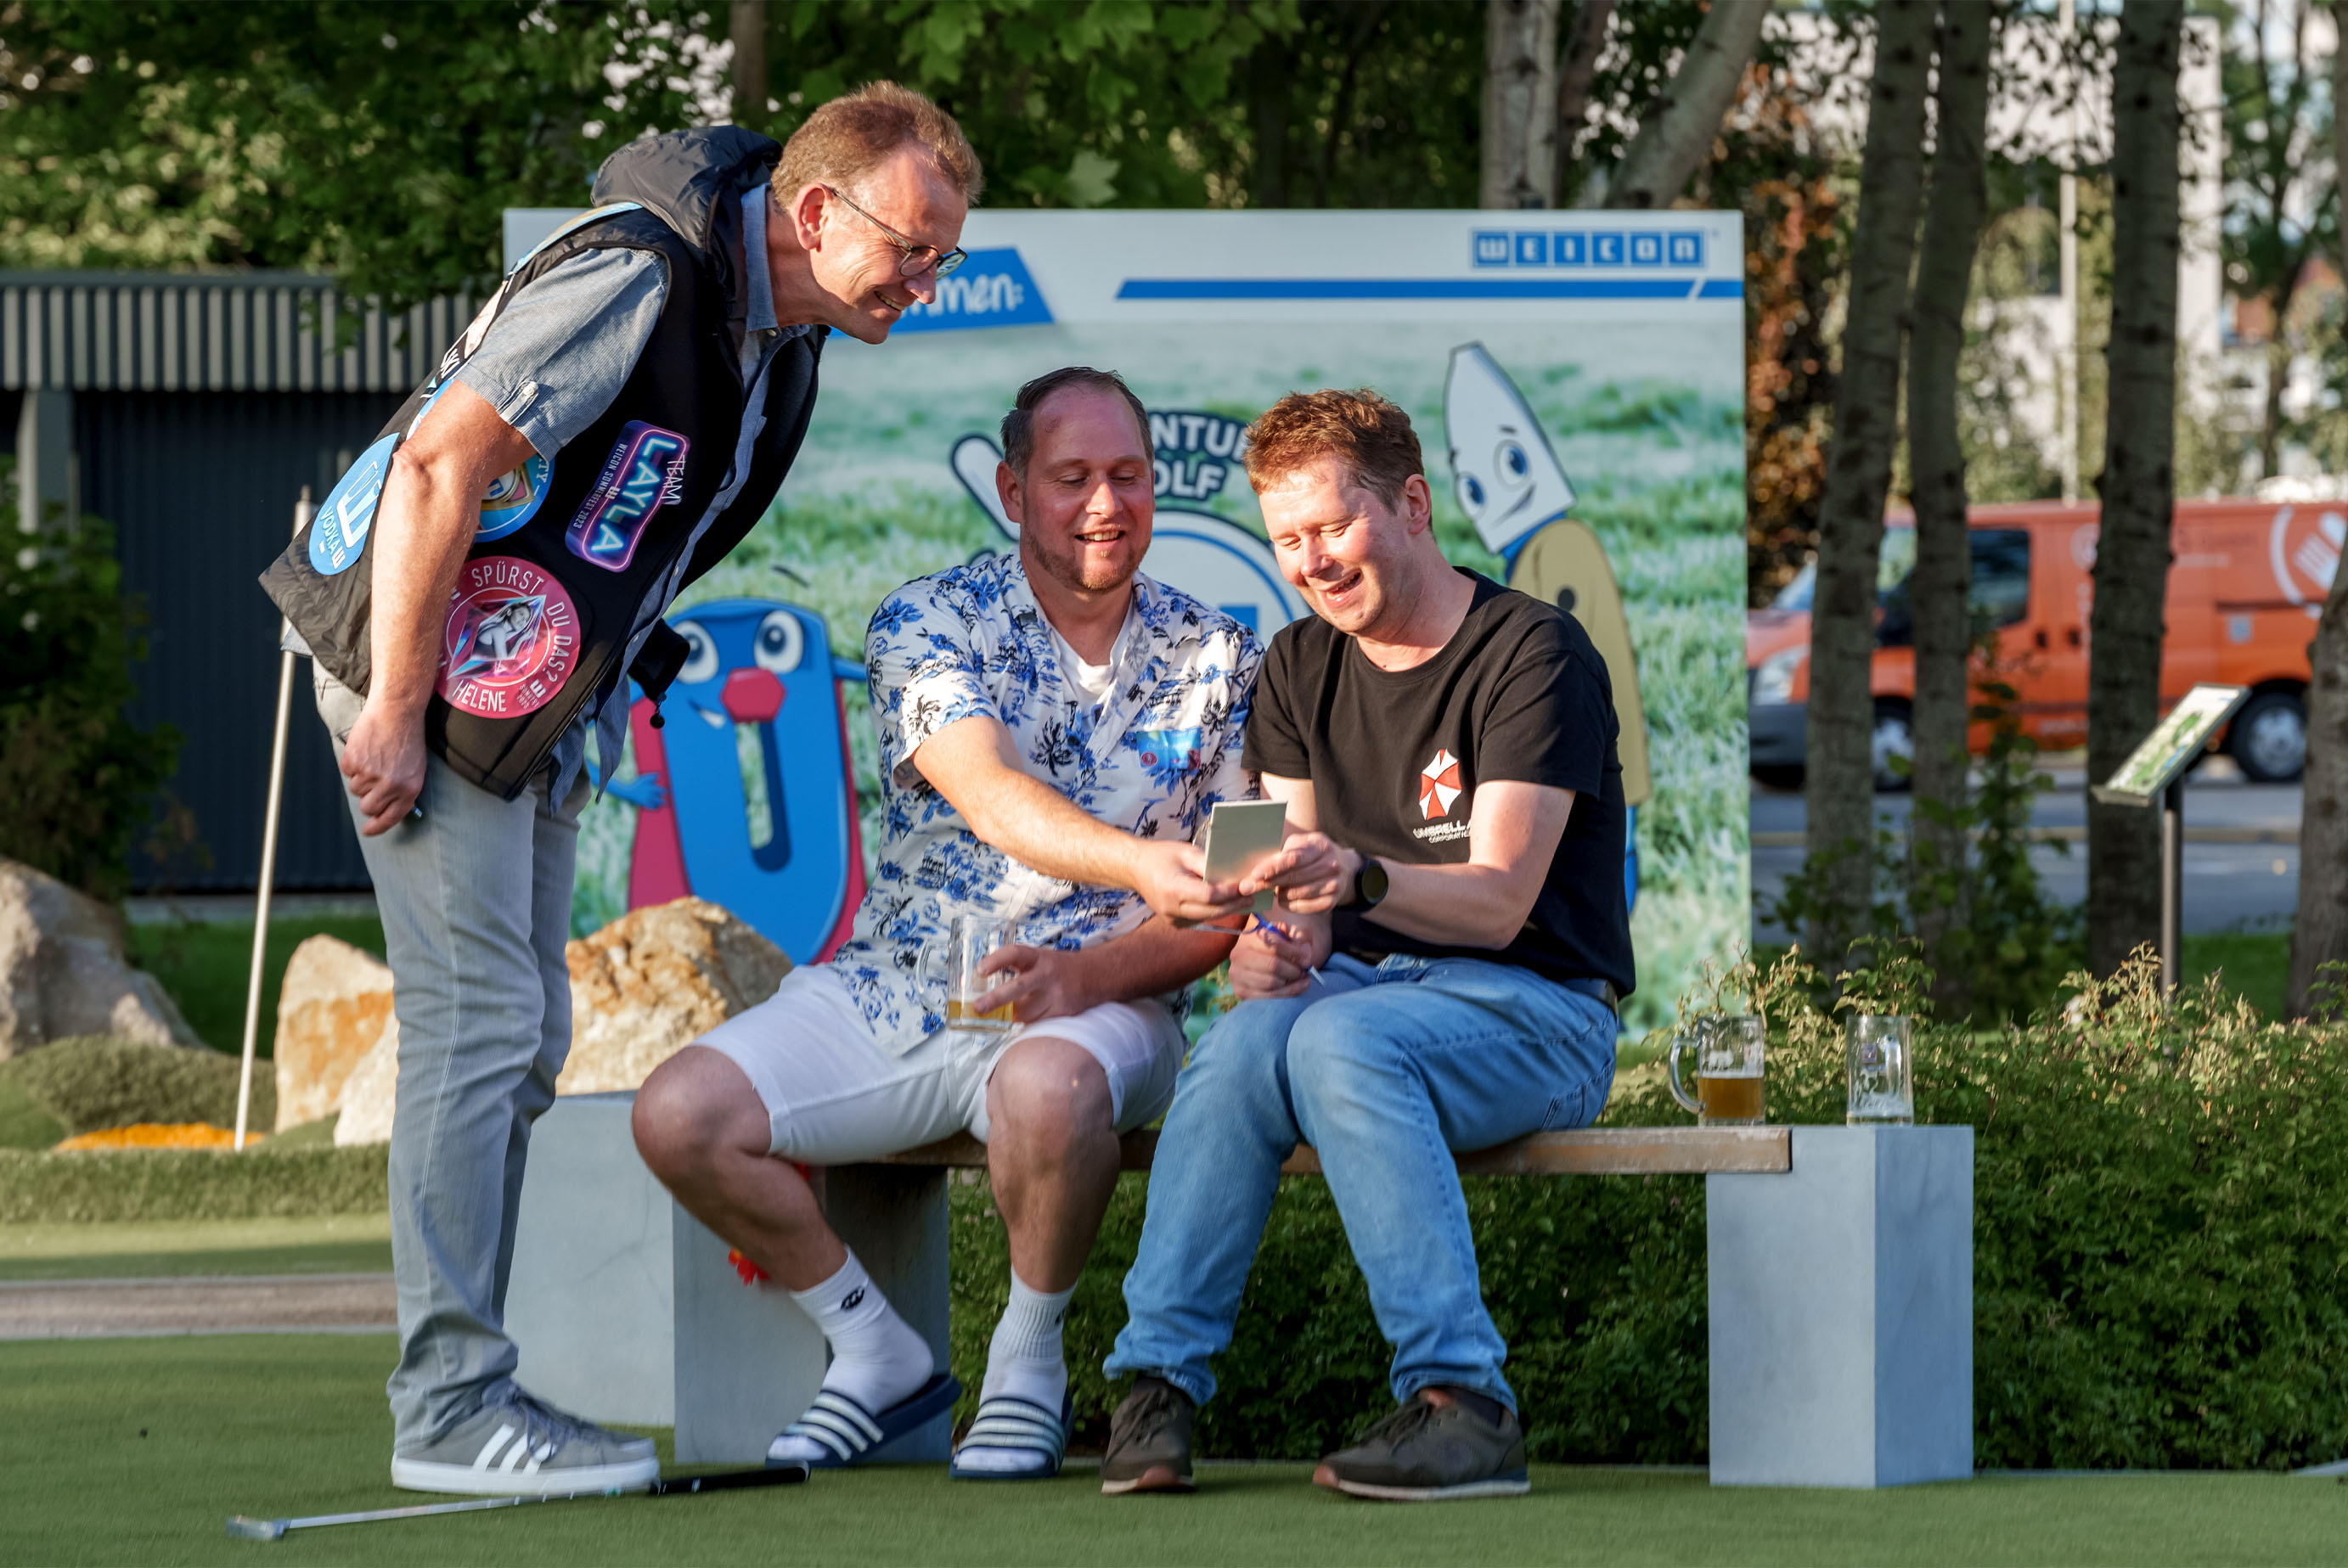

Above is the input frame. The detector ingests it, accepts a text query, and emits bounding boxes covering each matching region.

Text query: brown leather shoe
[1101,1376,1196,1495]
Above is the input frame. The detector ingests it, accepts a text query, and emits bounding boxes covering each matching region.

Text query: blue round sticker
[307,433,398,576]
[476,452,550,541]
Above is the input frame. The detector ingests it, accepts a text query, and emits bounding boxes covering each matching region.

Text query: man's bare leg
[633,1045,935,1443]
[953,1036,1121,1472]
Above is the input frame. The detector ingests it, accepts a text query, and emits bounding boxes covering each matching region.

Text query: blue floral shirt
[825,552,1261,1054]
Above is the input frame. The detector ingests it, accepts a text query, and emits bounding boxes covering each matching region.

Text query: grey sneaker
[1101,1376,1197,1495]
[391,1393,659,1496]
[1312,1389,1529,1501]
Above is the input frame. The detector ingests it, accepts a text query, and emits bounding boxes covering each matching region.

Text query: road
[1749,758,2302,942]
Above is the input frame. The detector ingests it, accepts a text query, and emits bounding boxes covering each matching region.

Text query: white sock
[978,1273,1073,1412]
[790,1250,932,1415]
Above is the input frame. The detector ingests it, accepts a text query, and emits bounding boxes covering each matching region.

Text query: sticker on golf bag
[566,420,688,572]
[435,556,580,718]
[307,432,399,576]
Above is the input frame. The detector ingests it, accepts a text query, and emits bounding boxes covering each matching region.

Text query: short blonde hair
[773,81,983,207]
[1243,389,1424,507]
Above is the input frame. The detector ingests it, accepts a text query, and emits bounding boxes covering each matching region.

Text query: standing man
[260,84,982,1496]
[631,368,1258,1481]
[1101,389,1633,1502]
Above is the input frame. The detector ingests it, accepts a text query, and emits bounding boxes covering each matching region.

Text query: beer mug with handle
[1666,1015,1766,1127]
[920,915,1016,1034]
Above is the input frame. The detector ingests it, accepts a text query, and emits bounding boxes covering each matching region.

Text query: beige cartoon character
[1442,343,1652,809]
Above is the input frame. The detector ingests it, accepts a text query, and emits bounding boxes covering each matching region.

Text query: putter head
[226,1516,290,1542]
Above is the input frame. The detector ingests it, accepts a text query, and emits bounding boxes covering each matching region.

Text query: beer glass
[1666,1015,1765,1127]
[920,915,1016,1034]
[1845,1014,1914,1125]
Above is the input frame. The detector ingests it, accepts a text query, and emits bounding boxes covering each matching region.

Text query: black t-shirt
[1243,570,1635,998]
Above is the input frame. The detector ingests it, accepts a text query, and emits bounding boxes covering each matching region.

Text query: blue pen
[1246,913,1324,986]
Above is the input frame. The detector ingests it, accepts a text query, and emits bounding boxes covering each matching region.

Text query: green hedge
[950,950,2348,1471]
[0,1144,386,1223]
[0,1036,275,1143]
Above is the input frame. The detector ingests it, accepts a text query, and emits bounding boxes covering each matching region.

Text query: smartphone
[1199,800,1289,918]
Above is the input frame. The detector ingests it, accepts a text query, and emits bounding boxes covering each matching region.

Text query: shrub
[951,947,2348,1470]
[0,458,185,900]
[0,1036,274,1138]
[0,1144,386,1223]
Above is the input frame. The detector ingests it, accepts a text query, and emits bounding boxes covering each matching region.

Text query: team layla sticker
[566,420,688,572]
[307,432,399,576]
[436,556,580,718]
[476,452,552,541]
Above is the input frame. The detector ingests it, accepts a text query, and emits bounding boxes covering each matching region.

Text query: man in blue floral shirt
[633,367,1260,1481]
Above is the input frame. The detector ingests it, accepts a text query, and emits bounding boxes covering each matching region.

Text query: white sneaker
[391,1394,659,1496]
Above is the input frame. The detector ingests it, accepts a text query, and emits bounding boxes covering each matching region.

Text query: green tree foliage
[0,1,710,309]
[0,462,181,901]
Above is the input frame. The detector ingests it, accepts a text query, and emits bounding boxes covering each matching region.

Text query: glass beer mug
[1666,1015,1766,1127]
[921,915,1016,1034]
[1845,1014,1915,1125]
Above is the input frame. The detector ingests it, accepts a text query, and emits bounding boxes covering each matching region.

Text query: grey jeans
[317,672,588,1449]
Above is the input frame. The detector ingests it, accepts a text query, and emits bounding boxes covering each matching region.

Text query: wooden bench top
[863,1125,1790,1177]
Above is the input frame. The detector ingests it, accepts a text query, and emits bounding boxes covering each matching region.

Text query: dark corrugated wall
[77,391,404,891]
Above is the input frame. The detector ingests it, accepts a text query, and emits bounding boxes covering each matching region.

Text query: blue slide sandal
[948,1390,1074,1481]
[768,1373,962,1470]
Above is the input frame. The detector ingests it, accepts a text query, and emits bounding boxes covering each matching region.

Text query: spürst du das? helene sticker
[435,555,580,719]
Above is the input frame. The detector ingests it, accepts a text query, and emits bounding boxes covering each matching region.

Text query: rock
[0,857,202,1059]
[330,899,789,1145]
[332,1014,399,1148]
[273,936,395,1132]
[557,898,791,1095]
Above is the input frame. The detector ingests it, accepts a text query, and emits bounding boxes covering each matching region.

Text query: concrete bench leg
[504,1094,955,1466]
[1705,1125,1974,1487]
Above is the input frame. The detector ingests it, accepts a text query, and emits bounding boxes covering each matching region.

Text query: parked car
[1748,499,2333,790]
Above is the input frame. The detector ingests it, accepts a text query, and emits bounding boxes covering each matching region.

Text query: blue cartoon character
[606,598,870,964]
[950,433,1307,637]
[1444,342,1651,912]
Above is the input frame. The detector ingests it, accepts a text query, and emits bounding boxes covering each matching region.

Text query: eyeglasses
[821,185,966,278]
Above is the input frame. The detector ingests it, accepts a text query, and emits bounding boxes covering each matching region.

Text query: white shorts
[696,965,1186,1164]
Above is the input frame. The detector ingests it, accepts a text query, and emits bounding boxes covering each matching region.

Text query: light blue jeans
[318,673,587,1449]
[1106,953,1618,1414]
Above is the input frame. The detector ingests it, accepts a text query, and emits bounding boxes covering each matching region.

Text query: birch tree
[2086,0,2184,977]
[1907,0,1996,1004]
[1594,0,1771,209]
[2286,2,2348,1015]
[1483,0,1562,208]
[1803,0,1937,964]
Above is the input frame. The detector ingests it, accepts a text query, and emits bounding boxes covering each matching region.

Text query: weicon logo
[1420,749,1462,819]
[895,248,1053,333]
[1472,228,1704,269]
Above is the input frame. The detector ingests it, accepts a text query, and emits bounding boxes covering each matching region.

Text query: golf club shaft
[228,1463,808,1539]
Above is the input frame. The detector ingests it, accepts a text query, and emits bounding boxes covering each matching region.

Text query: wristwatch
[1350,854,1388,909]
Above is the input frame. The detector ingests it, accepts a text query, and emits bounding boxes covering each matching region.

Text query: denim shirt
[825,554,1263,1055]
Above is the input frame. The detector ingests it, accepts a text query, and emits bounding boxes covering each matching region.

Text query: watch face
[1359,858,1389,906]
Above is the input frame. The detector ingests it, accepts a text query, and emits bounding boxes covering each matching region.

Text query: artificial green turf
[127,914,387,1059]
[1,1335,2341,1567]
[0,1215,391,1280]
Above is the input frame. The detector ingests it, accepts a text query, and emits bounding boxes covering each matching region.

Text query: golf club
[226,1461,810,1541]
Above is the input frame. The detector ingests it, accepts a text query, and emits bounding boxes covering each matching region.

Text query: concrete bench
[506,1098,1970,1487]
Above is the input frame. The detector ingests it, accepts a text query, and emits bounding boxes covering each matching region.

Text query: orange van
[1747,499,2334,788]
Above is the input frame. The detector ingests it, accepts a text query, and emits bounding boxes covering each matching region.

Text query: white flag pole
[234,486,313,1152]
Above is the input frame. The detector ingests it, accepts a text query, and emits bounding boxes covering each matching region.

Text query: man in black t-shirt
[1101,390,1630,1503]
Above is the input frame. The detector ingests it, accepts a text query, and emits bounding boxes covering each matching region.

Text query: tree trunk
[2286,17,2348,1016]
[1249,37,1292,208]
[729,0,767,126]
[1552,0,1616,204]
[1482,0,1561,208]
[1595,0,1770,210]
[2086,0,2184,978]
[1907,1,1994,1011]
[1802,0,1937,968]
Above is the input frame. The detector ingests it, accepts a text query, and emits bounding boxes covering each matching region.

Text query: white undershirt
[1052,608,1135,706]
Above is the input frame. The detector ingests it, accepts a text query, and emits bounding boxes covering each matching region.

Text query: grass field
[0,1215,391,1280]
[126,915,388,1059]
[2,1335,2341,1567]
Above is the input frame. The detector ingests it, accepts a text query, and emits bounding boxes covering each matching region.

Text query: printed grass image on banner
[565,211,1748,1035]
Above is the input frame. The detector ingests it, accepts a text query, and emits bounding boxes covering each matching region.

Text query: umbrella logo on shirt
[1419,749,1462,819]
